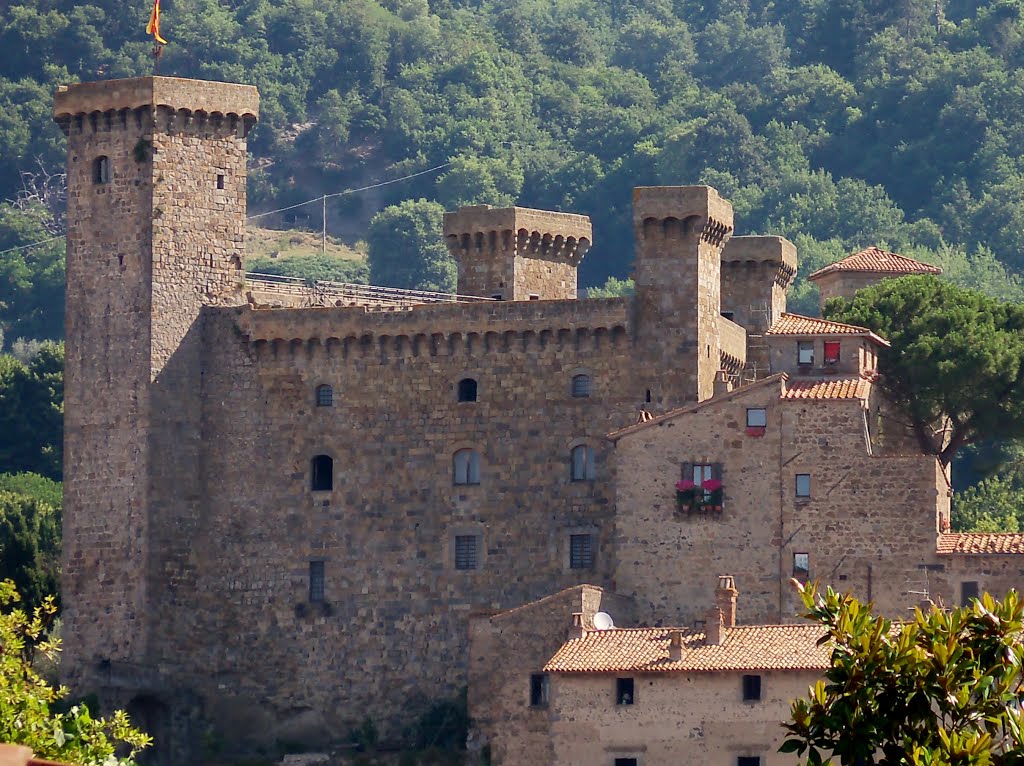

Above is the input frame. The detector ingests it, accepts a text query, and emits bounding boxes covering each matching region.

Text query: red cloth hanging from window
[823,341,841,364]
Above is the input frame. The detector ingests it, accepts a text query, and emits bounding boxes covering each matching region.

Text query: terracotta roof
[766,313,890,347]
[781,378,869,401]
[808,247,943,280]
[544,624,830,674]
[937,533,1024,555]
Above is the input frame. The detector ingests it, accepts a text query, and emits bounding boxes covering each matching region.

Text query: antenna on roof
[593,612,615,630]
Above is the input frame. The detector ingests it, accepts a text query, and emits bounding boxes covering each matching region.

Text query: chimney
[668,629,683,661]
[570,612,585,640]
[716,574,738,628]
[704,607,724,645]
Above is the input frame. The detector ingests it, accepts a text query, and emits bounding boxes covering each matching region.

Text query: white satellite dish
[593,612,615,630]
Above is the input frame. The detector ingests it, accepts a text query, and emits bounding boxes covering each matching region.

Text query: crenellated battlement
[54,76,259,138]
[443,205,592,300]
[721,236,797,288]
[235,296,630,360]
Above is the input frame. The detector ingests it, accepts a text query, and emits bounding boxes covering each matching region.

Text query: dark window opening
[311,454,333,491]
[572,374,592,398]
[571,445,596,481]
[458,378,478,402]
[529,673,549,707]
[798,341,814,365]
[454,535,479,570]
[93,156,110,184]
[742,674,762,701]
[529,293,540,300]
[316,384,333,407]
[721,311,735,321]
[570,534,594,570]
[614,760,639,766]
[491,293,503,301]
[217,174,225,190]
[453,449,481,485]
[309,561,325,602]
[645,389,652,403]
[737,758,761,766]
[616,677,634,705]
[961,581,980,607]
[824,341,841,365]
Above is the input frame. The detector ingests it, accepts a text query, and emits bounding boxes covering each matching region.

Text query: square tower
[55,77,258,705]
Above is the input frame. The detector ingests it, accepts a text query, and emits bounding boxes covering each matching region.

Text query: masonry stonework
[58,76,1024,763]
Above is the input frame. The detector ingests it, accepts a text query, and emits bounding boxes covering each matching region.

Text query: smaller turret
[443,205,591,300]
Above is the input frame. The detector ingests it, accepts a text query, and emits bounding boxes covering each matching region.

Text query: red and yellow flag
[146,0,168,45]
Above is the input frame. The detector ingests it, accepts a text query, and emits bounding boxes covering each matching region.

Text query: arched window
[311,454,333,491]
[315,384,333,407]
[571,445,596,481]
[571,374,592,398]
[458,378,478,403]
[453,449,481,485]
[93,156,110,184]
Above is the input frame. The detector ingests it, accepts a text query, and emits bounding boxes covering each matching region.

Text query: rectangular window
[454,535,479,570]
[795,473,812,498]
[824,340,841,364]
[216,173,225,190]
[742,674,762,701]
[793,552,810,580]
[616,677,634,705]
[746,408,767,428]
[961,581,980,606]
[309,561,325,602]
[798,340,814,365]
[530,673,549,707]
[614,760,639,766]
[570,534,594,570]
[737,758,761,766]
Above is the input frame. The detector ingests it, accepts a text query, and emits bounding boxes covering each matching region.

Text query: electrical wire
[0,234,66,257]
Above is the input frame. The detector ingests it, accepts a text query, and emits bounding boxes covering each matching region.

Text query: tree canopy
[825,276,1024,467]
[0,341,63,480]
[366,199,455,292]
[784,582,1024,766]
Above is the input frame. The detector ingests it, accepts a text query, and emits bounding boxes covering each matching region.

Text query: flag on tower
[146,0,168,45]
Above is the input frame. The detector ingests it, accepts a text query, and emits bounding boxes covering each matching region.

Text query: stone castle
[55,75,1024,762]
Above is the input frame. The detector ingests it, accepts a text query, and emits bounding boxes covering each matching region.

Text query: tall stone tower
[55,77,258,705]
[631,186,734,406]
[443,205,591,300]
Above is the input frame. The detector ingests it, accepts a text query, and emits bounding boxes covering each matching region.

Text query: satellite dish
[593,612,615,630]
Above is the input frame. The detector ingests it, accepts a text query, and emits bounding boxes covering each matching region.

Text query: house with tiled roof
[807,246,943,310]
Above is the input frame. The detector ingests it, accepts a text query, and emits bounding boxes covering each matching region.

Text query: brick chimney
[570,612,585,639]
[716,575,738,628]
[668,629,684,661]
[705,607,723,645]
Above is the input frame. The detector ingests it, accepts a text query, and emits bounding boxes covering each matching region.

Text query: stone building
[55,74,1024,761]
[808,246,942,310]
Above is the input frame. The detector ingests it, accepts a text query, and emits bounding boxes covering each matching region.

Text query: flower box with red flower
[701,479,723,512]
[675,479,697,512]
[745,426,766,437]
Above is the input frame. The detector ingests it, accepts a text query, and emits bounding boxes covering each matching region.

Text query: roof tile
[782,378,868,401]
[808,247,943,280]
[544,624,830,674]
[766,314,890,346]
[937,533,1024,555]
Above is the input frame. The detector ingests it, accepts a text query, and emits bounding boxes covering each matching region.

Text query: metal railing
[245,272,496,307]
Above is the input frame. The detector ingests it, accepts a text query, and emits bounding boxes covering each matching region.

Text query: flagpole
[152,43,164,75]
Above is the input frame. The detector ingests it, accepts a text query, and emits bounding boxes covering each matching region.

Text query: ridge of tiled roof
[607,373,788,442]
[937,533,1024,555]
[808,247,943,280]
[766,313,890,347]
[781,378,869,402]
[544,624,830,673]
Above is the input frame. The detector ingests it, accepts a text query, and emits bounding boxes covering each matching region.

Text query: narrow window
[454,535,479,570]
[453,449,481,485]
[616,677,634,705]
[569,533,594,570]
[793,552,810,581]
[746,408,767,428]
[311,455,333,491]
[528,293,540,300]
[795,474,811,498]
[742,674,762,701]
[458,378,478,403]
[529,673,549,707]
[737,758,761,766]
[315,384,333,407]
[93,156,110,184]
[309,561,325,602]
[824,341,841,365]
[961,581,980,607]
[571,374,592,398]
[217,173,225,190]
[491,293,503,301]
[571,445,596,481]
[614,760,639,766]
[797,340,814,365]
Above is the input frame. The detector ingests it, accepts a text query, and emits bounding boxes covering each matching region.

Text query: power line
[246,161,454,222]
[0,234,66,257]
